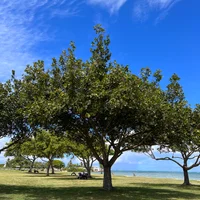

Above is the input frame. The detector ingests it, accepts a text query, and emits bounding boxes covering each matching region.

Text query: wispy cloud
[0,0,80,81]
[87,0,127,14]
[133,0,182,23]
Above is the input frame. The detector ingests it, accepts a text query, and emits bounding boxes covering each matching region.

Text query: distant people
[133,173,136,176]
[77,172,88,179]
[34,169,39,173]
[71,172,77,176]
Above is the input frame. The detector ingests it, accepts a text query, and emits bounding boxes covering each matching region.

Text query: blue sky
[0,0,200,172]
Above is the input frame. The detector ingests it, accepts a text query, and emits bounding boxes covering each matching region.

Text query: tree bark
[183,168,190,185]
[86,167,91,178]
[83,159,92,178]
[103,166,113,191]
[51,164,55,174]
[46,164,50,176]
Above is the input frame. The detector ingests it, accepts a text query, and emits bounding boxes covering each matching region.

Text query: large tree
[48,25,166,190]
[16,25,168,190]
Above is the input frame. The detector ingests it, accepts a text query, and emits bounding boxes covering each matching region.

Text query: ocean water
[94,171,200,181]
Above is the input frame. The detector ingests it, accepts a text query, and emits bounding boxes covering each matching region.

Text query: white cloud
[133,0,182,23]
[87,0,127,14]
[0,0,80,82]
[115,151,147,164]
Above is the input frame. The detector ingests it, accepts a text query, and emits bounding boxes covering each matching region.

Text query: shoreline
[92,171,200,181]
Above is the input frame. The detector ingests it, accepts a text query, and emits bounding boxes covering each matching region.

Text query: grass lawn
[0,170,199,200]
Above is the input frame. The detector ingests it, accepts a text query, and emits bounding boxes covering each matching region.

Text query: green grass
[0,170,199,200]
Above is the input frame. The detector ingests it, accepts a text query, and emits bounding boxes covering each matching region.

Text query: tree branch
[155,157,183,168]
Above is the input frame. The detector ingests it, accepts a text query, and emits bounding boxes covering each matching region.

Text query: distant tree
[34,161,46,170]
[35,130,68,176]
[66,159,84,172]
[69,143,96,178]
[5,138,38,173]
[53,160,65,171]
[5,156,31,170]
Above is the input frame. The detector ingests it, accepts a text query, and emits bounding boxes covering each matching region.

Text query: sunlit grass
[0,170,199,200]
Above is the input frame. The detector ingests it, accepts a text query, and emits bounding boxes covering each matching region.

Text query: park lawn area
[0,170,199,200]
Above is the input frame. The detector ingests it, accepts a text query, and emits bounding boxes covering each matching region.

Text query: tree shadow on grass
[24,174,103,181]
[129,182,200,189]
[0,184,199,200]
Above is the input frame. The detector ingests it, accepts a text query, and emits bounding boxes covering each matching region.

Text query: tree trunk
[183,168,190,185]
[46,164,50,176]
[29,163,34,173]
[29,158,36,173]
[103,166,113,191]
[83,160,92,178]
[51,164,55,174]
[86,167,91,178]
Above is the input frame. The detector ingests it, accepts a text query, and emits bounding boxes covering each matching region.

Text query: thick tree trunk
[46,164,50,176]
[103,166,113,191]
[86,167,91,178]
[183,168,190,185]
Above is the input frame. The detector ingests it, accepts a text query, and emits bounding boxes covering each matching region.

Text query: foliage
[46,25,166,190]
[1,24,198,191]
[5,137,38,172]
[8,25,169,190]
[34,130,67,159]
[5,157,31,169]
[30,129,68,175]
[5,130,68,174]
[53,160,65,169]
[139,74,200,185]
[34,162,46,169]
[66,160,85,172]
[0,73,35,152]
